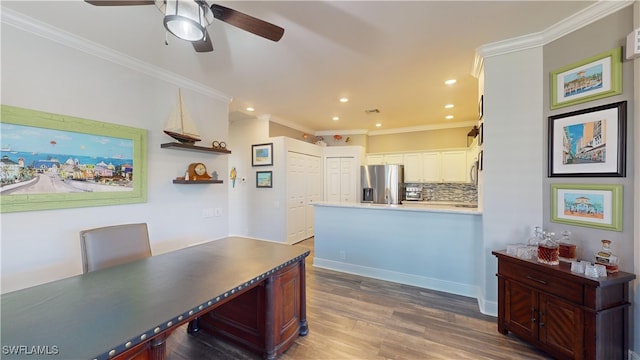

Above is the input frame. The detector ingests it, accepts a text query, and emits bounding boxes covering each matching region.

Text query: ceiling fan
[85,0,285,53]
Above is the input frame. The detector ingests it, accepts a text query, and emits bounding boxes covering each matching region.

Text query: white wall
[480,47,545,314]
[1,16,231,293]
[228,116,323,243]
[633,2,640,356]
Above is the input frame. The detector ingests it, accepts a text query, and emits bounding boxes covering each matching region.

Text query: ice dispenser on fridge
[360,164,404,204]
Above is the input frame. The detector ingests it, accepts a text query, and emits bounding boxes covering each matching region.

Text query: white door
[422,152,442,182]
[305,155,321,238]
[339,157,355,202]
[441,150,468,182]
[287,152,306,244]
[326,158,342,202]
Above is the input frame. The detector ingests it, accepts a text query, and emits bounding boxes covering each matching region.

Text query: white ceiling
[2,0,611,134]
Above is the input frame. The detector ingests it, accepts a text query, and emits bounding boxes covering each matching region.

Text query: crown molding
[268,114,317,135]
[315,129,369,136]
[368,120,477,136]
[475,0,634,60]
[1,8,231,102]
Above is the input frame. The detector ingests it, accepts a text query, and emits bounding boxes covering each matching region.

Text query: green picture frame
[1,105,147,213]
[551,183,622,231]
[550,47,622,109]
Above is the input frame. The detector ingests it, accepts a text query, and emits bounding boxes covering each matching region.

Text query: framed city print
[551,183,622,231]
[550,47,622,109]
[548,101,626,177]
[251,143,273,166]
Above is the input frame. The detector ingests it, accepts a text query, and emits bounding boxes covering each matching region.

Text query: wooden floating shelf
[172,179,224,184]
[161,142,231,154]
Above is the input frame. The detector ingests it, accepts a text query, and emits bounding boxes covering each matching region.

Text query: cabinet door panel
[421,152,441,182]
[505,280,537,341]
[441,150,467,182]
[403,153,423,182]
[540,294,583,359]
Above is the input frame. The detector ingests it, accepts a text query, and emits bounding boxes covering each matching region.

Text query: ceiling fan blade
[210,4,284,42]
[192,29,214,53]
[85,0,155,6]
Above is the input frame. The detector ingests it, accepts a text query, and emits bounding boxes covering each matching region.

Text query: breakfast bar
[0,237,309,360]
[312,201,482,298]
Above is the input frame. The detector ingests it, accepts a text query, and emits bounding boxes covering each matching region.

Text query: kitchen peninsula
[312,202,482,298]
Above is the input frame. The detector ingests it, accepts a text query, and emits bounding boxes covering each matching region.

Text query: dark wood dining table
[1,237,310,360]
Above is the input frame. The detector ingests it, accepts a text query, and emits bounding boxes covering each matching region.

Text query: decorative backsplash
[405,183,478,203]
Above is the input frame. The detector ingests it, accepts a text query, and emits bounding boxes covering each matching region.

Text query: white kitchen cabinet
[366,155,384,165]
[403,153,423,182]
[441,150,468,182]
[367,154,403,165]
[421,152,442,182]
[325,157,356,203]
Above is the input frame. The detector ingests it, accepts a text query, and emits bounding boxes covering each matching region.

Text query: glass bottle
[594,239,619,273]
[537,232,559,265]
[527,226,542,246]
[558,230,577,262]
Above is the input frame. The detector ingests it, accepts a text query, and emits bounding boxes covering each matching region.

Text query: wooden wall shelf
[173,179,223,184]
[161,142,231,154]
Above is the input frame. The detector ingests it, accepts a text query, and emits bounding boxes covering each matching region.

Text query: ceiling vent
[365,109,380,114]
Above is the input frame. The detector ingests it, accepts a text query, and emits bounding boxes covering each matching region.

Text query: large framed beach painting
[551,183,622,231]
[1,105,147,213]
[550,47,622,109]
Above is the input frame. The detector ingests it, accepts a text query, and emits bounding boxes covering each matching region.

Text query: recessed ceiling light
[444,79,457,85]
[445,115,454,119]
[444,104,454,109]
[339,97,349,103]
[332,116,340,121]
[375,123,382,127]
[246,107,255,112]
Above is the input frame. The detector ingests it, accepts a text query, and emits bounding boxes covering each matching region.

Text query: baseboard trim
[313,257,480,300]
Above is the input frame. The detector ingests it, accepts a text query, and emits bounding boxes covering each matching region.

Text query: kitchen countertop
[313,201,481,215]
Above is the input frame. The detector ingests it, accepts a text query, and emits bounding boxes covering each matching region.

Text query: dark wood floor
[166,238,552,359]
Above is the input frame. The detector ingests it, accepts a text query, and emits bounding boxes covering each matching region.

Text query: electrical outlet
[339,251,346,260]
[202,208,214,218]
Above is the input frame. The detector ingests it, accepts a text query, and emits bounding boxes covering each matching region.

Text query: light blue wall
[314,205,482,298]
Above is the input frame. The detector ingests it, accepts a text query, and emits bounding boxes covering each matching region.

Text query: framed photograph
[550,47,622,109]
[1,105,147,213]
[551,183,622,231]
[478,95,484,120]
[478,122,484,146]
[256,171,272,188]
[478,150,483,171]
[252,143,273,166]
[548,101,626,177]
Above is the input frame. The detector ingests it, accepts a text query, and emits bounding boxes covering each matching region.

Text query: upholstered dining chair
[80,223,152,274]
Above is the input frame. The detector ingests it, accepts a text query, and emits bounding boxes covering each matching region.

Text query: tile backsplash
[405,183,478,203]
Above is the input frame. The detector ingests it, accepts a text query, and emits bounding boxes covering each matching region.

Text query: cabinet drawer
[500,261,583,304]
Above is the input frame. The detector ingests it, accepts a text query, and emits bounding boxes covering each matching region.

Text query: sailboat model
[163,89,202,145]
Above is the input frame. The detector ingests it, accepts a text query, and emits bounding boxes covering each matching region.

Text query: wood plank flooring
[166,238,552,359]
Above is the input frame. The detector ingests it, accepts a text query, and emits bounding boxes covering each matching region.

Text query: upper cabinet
[368,148,476,183]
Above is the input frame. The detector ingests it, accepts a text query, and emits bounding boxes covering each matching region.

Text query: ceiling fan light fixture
[163,0,208,41]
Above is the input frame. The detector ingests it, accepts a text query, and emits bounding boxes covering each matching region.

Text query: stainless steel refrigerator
[360,164,404,204]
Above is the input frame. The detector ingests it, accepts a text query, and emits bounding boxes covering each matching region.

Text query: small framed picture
[478,150,483,171]
[548,101,626,177]
[478,95,484,120]
[256,171,272,188]
[252,143,273,166]
[551,183,622,231]
[479,122,484,146]
[550,48,622,109]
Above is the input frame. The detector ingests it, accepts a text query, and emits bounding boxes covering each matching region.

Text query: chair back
[80,223,151,273]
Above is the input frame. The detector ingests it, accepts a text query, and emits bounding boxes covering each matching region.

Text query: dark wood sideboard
[493,250,635,360]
